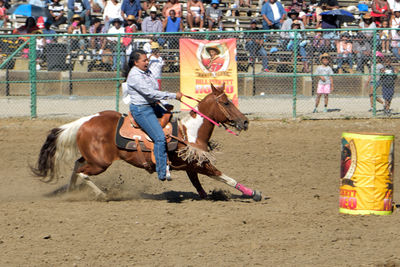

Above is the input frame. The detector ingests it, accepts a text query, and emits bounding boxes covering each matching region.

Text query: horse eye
[224,102,230,106]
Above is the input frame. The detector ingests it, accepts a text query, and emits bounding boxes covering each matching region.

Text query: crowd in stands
[3,0,400,73]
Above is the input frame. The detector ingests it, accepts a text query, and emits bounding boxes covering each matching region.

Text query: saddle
[115,112,179,153]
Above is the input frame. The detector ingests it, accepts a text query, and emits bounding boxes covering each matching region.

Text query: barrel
[340,132,394,215]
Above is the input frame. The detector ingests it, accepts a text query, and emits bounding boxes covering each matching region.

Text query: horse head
[200,83,249,132]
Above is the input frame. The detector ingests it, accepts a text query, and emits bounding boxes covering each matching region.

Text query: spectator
[280,9,305,47]
[380,20,390,52]
[353,32,372,73]
[380,56,397,115]
[391,9,400,28]
[163,9,183,32]
[121,0,142,24]
[148,42,164,90]
[244,20,269,72]
[391,26,400,59]
[313,53,334,113]
[103,0,122,31]
[205,0,223,31]
[359,13,377,39]
[89,17,106,59]
[371,0,389,26]
[366,51,385,112]
[142,0,159,16]
[67,14,87,63]
[286,20,309,72]
[106,18,126,70]
[0,0,8,28]
[123,15,138,56]
[48,0,67,28]
[316,0,338,25]
[141,6,163,33]
[13,17,39,35]
[388,0,400,20]
[261,0,286,30]
[336,32,353,74]
[187,0,205,30]
[236,0,251,8]
[42,21,57,43]
[91,0,105,13]
[162,0,182,18]
[67,0,91,29]
[312,27,331,56]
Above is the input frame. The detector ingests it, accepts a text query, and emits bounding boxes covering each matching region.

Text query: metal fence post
[116,34,121,112]
[292,29,298,119]
[371,29,377,117]
[29,36,37,118]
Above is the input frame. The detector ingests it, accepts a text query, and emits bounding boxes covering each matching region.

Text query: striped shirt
[48,3,64,17]
[127,66,176,105]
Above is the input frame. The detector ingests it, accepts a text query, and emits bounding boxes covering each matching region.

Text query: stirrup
[165,165,172,181]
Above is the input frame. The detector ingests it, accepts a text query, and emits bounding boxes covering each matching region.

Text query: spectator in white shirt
[107,18,126,70]
[103,0,123,31]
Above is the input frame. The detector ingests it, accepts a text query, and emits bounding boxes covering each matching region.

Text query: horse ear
[211,83,223,95]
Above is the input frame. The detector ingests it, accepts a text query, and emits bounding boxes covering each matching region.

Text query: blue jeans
[262,21,281,30]
[337,54,353,69]
[245,41,268,69]
[130,103,167,180]
[392,47,400,60]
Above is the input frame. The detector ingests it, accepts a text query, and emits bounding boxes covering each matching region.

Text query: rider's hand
[176,92,183,101]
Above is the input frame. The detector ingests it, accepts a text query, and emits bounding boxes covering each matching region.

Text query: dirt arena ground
[1,117,400,266]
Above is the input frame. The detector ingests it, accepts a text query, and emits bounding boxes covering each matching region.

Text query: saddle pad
[115,114,179,151]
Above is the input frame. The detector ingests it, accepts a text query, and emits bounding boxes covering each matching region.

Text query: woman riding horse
[125,49,182,181]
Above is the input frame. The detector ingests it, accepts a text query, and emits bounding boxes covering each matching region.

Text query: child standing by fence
[380,57,397,115]
[313,53,334,113]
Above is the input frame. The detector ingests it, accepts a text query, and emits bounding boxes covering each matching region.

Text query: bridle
[181,94,239,136]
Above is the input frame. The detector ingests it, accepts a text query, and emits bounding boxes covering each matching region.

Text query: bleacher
[0,0,370,73]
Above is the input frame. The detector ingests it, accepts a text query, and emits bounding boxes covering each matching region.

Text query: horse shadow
[45,184,267,203]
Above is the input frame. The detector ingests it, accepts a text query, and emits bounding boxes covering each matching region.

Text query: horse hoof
[252,190,262,201]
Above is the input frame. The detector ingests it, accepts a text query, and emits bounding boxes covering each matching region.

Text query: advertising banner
[179,38,238,110]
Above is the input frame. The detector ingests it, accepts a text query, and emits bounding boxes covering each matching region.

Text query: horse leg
[78,173,106,198]
[76,162,111,199]
[68,157,85,192]
[201,164,262,201]
[186,170,207,199]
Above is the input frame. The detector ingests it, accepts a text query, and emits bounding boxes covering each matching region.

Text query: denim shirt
[261,1,286,24]
[127,66,176,105]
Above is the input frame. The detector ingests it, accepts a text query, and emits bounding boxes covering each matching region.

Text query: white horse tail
[31,114,98,183]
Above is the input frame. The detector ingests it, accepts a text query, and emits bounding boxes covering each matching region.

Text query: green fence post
[372,29,377,117]
[116,34,121,112]
[29,36,37,119]
[292,29,298,119]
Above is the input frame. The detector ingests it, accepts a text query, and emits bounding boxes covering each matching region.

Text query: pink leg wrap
[235,183,254,196]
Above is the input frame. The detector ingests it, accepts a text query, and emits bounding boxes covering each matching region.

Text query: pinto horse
[32,84,262,201]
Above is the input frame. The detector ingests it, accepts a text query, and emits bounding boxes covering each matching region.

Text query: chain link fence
[0,28,398,119]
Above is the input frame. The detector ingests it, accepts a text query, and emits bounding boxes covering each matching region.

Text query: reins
[181,94,238,136]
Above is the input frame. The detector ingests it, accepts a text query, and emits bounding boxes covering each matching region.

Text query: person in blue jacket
[261,0,286,30]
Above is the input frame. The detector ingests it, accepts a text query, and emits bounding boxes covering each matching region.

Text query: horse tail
[31,114,99,183]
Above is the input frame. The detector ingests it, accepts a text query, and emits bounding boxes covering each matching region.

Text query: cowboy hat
[206,45,221,54]
[31,29,43,34]
[127,15,136,21]
[71,14,82,22]
[151,42,160,49]
[320,53,330,60]
[149,6,158,13]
